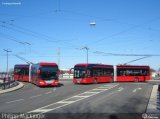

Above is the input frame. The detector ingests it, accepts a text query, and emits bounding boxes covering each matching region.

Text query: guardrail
[0,76,18,90]
[59,74,73,79]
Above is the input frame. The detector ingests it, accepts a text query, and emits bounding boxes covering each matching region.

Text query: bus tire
[94,78,97,84]
[110,78,114,83]
[134,77,139,82]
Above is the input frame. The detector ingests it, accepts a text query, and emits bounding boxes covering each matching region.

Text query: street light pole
[82,46,89,64]
[3,49,12,75]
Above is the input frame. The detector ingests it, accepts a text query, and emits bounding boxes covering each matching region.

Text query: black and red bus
[73,63,114,84]
[14,64,29,82]
[116,65,151,82]
[31,62,59,86]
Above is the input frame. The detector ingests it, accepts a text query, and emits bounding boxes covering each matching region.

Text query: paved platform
[146,85,160,113]
[0,81,24,94]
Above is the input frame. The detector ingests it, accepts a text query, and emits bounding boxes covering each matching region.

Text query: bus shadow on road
[38,83,64,88]
[57,83,64,87]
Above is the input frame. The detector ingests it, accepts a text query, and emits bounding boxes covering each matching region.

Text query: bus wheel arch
[94,78,98,84]
[110,77,114,83]
[134,77,139,82]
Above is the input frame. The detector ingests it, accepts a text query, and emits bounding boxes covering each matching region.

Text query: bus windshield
[74,66,86,78]
[40,66,58,80]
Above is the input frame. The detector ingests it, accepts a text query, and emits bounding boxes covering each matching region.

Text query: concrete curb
[146,85,160,113]
[0,81,24,94]
[147,80,160,82]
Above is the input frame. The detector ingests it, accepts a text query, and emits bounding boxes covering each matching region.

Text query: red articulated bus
[31,62,59,87]
[116,65,151,82]
[73,63,114,84]
[14,64,29,82]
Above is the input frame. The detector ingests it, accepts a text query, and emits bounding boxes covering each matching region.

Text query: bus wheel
[134,78,139,82]
[110,78,114,83]
[94,78,97,84]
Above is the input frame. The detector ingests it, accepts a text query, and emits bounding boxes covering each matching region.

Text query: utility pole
[82,46,89,64]
[3,49,12,77]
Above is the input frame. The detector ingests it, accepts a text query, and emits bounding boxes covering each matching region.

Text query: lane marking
[74,95,90,98]
[92,88,108,91]
[98,86,111,88]
[6,99,24,104]
[29,84,119,113]
[57,101,76,104]
[104,85,116,87]
[84,92,99,94]
[53,88,56,92]
[86,91,101,93]
[133,88,142,93]
[30,94,42,99]
[45,91,52,94]
[118,87,124,92]
[31,109,53,113]
[133,89,136,92]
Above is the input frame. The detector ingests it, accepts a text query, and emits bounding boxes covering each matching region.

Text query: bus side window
[86,69,91,77]
[103,70,107,76]
[93,69,98,76]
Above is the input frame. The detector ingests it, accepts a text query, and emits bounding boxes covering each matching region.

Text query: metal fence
[0,72,18,90]
[59,73,73,79]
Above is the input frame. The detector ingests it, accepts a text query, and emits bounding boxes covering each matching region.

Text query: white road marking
[57,101,76,104]
[98,86,110,88]
[74,95,90,98]
[29,84,119,113]
[92,88,108,91]
[133,88,142,93]
[84,91,99,94]
[118,87,124,92]
[133,89,136,92]
[6,99,24,104]
[31,109,53,113]
[97,87,110,90]
[30,94,42,99]
[53,88,56,92]
[45,91,52,94]
[86,91,101,93]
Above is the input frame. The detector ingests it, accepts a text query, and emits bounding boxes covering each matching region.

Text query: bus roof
[14,64,29,68]
[75,63,113,68]
[117,65,150,69]
[38,62,58,66]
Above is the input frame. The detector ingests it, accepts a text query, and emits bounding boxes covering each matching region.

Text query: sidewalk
[146,85,160,113]
[0,80,24,94]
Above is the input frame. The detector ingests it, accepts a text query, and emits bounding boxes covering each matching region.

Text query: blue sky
[0,0,160,71]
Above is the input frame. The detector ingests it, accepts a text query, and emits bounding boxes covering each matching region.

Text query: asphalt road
[0,79,154,119]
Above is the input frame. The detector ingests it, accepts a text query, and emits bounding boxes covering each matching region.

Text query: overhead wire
[124,56,152,65]
[0,32,29,45]
[93,51,160,57]
[0,20,80,49]
[87,17,160,46]
[1,10,159,62]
